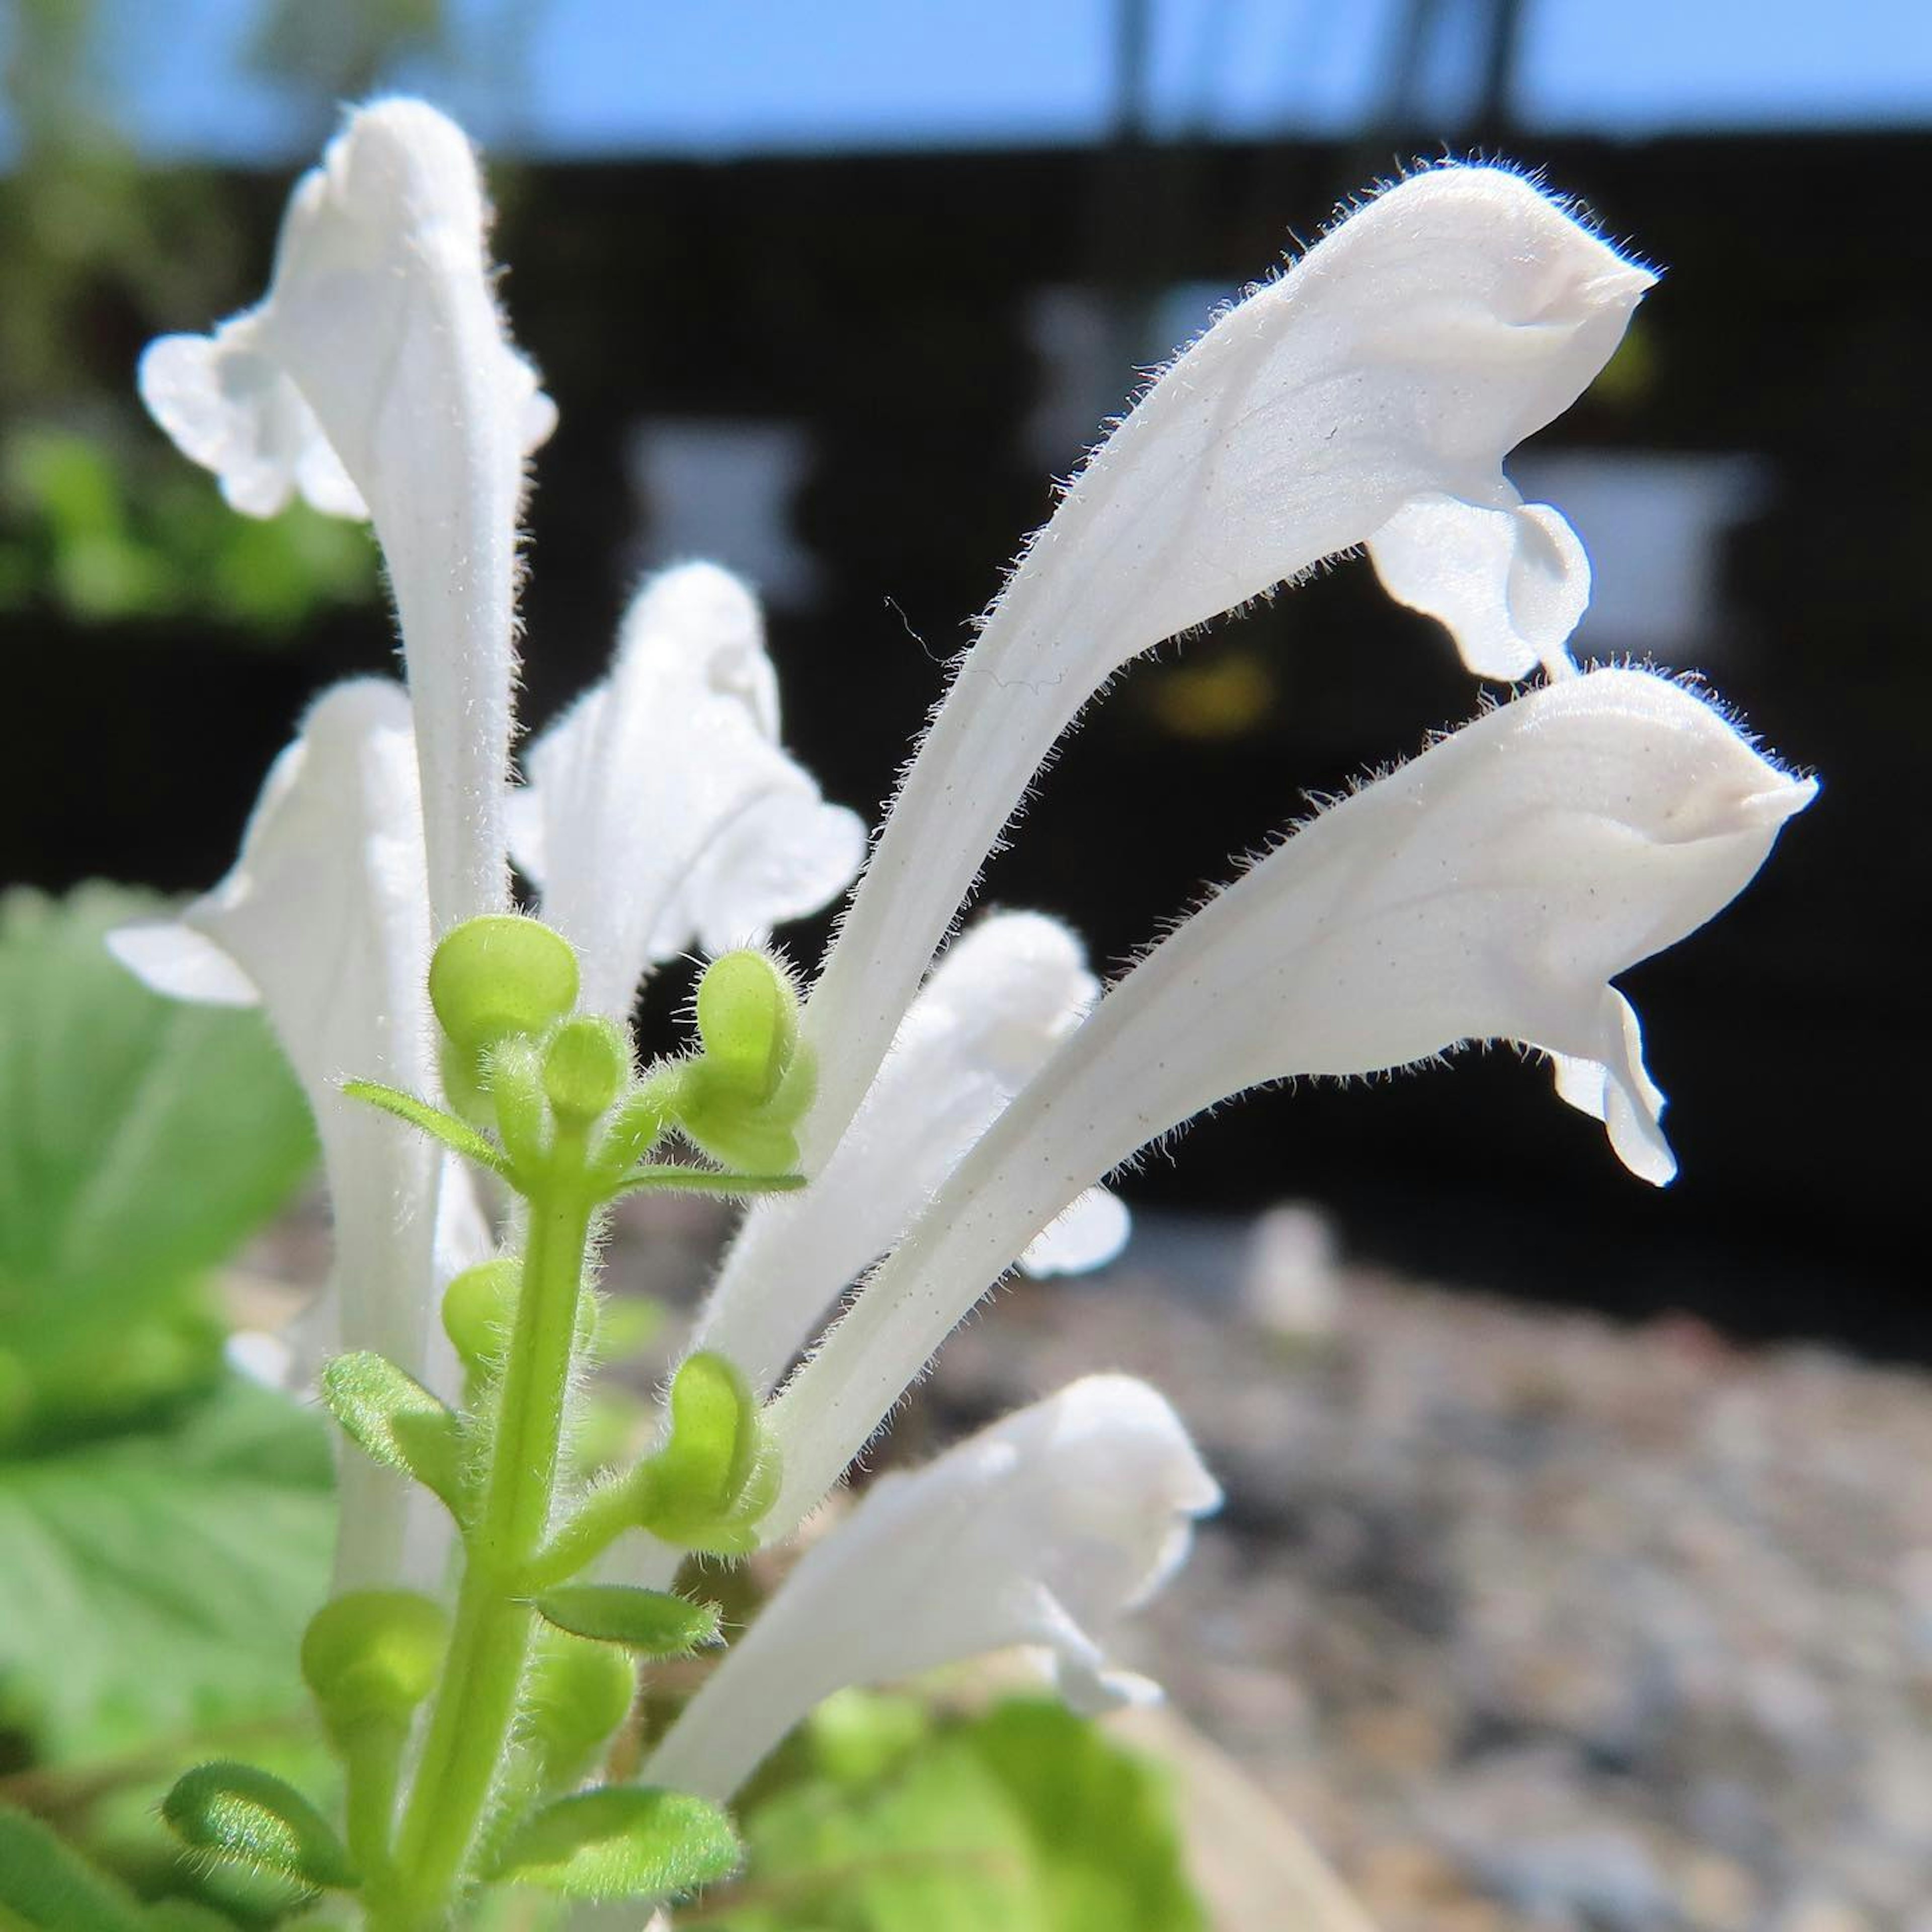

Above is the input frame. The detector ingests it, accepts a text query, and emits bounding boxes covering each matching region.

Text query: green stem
[369,1122,597,1931]
[340,1719,405,1887]
[524,1474,647,1592]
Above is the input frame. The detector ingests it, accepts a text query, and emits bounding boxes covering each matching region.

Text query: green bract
[428,915,579,1052]
[160,1761,358,1893]
[489,1786,740,1900]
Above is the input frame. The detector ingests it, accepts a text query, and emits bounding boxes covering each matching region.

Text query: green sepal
[693,949,798,1104]
[533,1585,723,1657]
[428,914,580,1053]
[301,1589,449,1736]
[0,1801,149,1931]
[159,1762,358,1893]
[441,1258,523,1375]
[633,1352,779,1551]
[318,1353,465,1512]
[544,1015,630,1125]
[487,1787,739,1899]
[340,1080,509,1180]
[607,1164,806,1202]
[523,1627,638,1796]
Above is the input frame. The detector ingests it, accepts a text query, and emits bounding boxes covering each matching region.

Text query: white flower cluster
[120,101,1811,1806]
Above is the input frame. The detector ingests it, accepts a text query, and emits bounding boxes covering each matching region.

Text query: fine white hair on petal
[1019,1185,1132,1276]
[511,561,866,1019]
[689,911,1126,1397]
[138,98,555,938]
[799,164,1656,1170]
[768,668,1815,1530]
[643,1376,1220,1802]
[107,679,455,1591]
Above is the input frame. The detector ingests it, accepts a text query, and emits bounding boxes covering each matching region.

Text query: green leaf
[0,1802,148,1931]
[532,1586,722,1657]
[489,1787,739,1900]
[317,1353,464,1511]
[0,885,315,1439]
[715,1698,1205,1932]
[606,1165,806,1202]
[0,1377,334,1761]
[160,1762,357,1892]
[340,1081,509,1179]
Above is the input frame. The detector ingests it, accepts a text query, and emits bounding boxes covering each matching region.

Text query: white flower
[138,99,554,937]
[765,669,1815,1531]
[690,910,1127,1397]
[509,561,866,1019]
[799,166,1656,1164]
[109,681,488,1587]
[643,1376,1219,1801]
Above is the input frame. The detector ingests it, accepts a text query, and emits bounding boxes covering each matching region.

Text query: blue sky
[24,0,1932,160]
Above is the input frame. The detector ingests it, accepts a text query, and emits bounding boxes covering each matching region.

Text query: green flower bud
[301,1590,449,1736]
[429,915,579,1052]
[523,1626,638,1794]
[544,1016,629,1125]
[693,951,797,1105]
[442,1258,523,1373]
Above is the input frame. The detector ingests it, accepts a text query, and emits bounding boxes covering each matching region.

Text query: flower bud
[544,1015,629,1125]
[429,914,579,1052]
[301,1589,449,1735]
[693,951,797,1105]
[442,1258,522,1373]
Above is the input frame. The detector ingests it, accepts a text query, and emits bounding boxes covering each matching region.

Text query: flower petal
[643,1376,1219,1800]
[800,164,1654,1162]
[138,99,553,935]
[768,668,1814,1527]
[512,562,865,1018]
[689,912,1122,1395]
[108,679,455,1588]
[1367,487,1592,682]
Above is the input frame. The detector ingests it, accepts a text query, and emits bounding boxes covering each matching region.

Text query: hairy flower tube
[115,95,1813,1931]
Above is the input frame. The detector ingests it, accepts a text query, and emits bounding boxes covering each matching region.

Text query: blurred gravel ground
[917,1209,1932,1932]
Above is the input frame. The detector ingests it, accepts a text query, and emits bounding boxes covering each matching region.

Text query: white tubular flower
[645,1376,1220,1802]
[138,99,554,937]
[511,562,867,1019]
[768,669,1816,1529]
[690,912,1126,1396]
[800,165,1654,1164]
[109,680,478,1587]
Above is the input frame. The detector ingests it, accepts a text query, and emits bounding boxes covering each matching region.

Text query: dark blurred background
[4,0,1925,1350]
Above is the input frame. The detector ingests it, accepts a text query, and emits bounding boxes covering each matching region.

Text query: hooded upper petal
[767,668,1815,1527]
[138,99,553,938]
[108,679,469,1588]
[643,1376,1219,1801]
[798,165,1653,1168]
[511,562,866,1018]
[689,911,1126,1395]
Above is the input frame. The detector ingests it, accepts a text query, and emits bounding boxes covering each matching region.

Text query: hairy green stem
[368,1122,597,1930]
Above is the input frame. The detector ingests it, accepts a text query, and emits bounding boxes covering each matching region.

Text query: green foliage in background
[0,428,375,632]
[0,886,316,1446]
[717,1695,1205,1932]
[0,886,329,1778]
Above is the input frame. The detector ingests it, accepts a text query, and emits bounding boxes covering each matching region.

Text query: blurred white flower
[110,682,488,1587]
[646,1376,1220,1801]
[510,561,866,1020]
